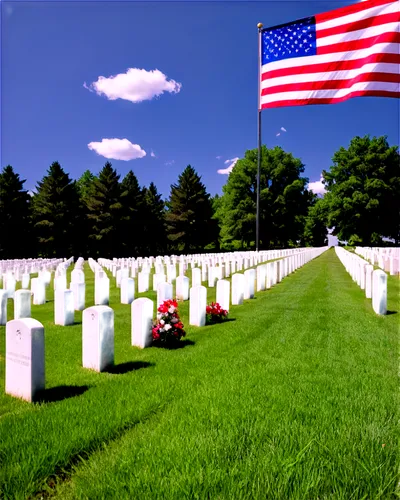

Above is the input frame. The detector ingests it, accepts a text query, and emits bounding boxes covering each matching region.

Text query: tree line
[0,135,398,259]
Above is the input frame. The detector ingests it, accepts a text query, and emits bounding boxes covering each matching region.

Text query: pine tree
[31,162,81,257]
[85,161,122,257]
[120,170,145,257]
[142,182,167,256]
[77,170,97,258]
[165,165,214,253]
[0,166,31,258]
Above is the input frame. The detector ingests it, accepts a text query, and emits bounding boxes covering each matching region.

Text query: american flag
[259,0,400,109]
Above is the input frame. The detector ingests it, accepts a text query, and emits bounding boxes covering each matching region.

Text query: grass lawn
[0,248,398,499]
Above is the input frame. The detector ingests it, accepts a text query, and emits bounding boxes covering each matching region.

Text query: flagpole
[256,22,263,252]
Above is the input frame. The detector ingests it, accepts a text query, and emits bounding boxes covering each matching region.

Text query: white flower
[164,324,172,331]
[171,318,178,324]
[160,319,165,325]
[159,328,164,333]
[168,307,175,314]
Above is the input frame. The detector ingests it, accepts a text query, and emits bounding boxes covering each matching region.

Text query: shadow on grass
[153,339,195,350]
[105,361,154,374]
[73,321,82,325]
[36,385,89,403]
[386,310,397,315]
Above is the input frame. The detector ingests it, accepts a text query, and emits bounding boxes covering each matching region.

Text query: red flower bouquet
[206,302,228,324]
[152,299,186,345]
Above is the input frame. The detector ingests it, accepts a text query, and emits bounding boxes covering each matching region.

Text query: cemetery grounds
[0,248,399,499]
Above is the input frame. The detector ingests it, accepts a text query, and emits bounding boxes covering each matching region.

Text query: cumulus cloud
[88,138,146,161]
[308,176,326,196]
[84,68,182,103]
[218,157,239,175]
[165,160,175,166]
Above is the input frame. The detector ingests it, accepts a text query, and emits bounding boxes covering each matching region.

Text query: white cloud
[308,175,326,196]
[276,132,281,137]
[165,160,175,166]
[218,157,239,175]
[281,126,287,132]
[216,156,222,160]
[84,68,182,103]
[150,150,156,158]
[87,138,146,161]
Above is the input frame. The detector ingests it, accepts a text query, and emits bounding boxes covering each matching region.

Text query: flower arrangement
[206,302,228,324]
[152,299,186,345]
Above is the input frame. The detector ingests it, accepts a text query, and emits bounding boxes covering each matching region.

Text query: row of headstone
[335,247,387,315]
[355,246,400,276]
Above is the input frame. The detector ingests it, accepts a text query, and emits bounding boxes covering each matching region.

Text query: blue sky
[2,0,399,202]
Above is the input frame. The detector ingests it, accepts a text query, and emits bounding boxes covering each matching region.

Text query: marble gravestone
[0,290,7,325]
[95,274,110,306]
[157,282,173,306]
[131,298,154,348]
[216,279,230,312]
[55,289,74,326]
[14,290,31,320]
[82,306,114,372]
[176,276,189,301]
[192,268,202,287]
[72,282,86,311]
[189,286,207,327]
[372,269,387,315]
[244,269,255,299]
[231,273,245,305]
[5,318,45,402]
[120,277,135,305]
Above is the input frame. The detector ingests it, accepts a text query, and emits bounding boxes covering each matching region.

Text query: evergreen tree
[302,195,329,247]
[142,182,166,256]
[120,170,145,256]
[85,162,122,257]
[77,170,97,200]
[165,165,214,253]
[0,166,31,258]
[31,162,80,257]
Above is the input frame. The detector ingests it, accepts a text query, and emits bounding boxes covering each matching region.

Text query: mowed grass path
[0,249,398,499]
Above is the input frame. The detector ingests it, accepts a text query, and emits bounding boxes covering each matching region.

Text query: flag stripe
[261,62,400,91]
[261,71,400,97]
[261,81,400,105]
[317,20,399,47]
[317,11,399,39]
[317,32,400,55]
[260,0,400,109]
[261,90,400,109]
[261,47,400,81]
[316,0,395,25]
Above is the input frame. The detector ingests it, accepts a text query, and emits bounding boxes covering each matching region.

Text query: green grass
[0,249,398,499]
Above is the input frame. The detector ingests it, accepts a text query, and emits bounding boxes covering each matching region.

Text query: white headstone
[231,273,245,305]
[189,285,207,327]
[72,282,86,311]
[153,273,166,291]
[21,273,30,289]
[5,318,45,402]
[131,297,154,348]
[216,279,230,312]
[6,275,16,300]
[121,277,135,305]
[31,278,46,305]
[244,269,256,299]
[257,265,266,292]
[192,268,202,287]
[365,264,374,299]
[138,272,150,293]
[55,289,74,326]
[157,282,173,306]
[95,275,109,306]
[0,290,8,325]
[14,290,31,320]
[372,269,387,315]
[71,269,85,285]
[176,276,190,301]
[82,306,114,372]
